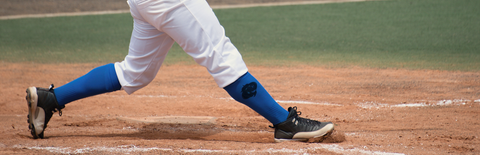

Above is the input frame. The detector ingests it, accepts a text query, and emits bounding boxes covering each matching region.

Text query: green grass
[1,0,479,71]
[215,0,480,70]
[0,14,133,63]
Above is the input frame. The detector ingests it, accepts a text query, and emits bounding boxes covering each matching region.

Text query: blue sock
[54,63,122,106]
[224,72,289,125]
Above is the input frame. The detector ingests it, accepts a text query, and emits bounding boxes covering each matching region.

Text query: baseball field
[1,0,479,154]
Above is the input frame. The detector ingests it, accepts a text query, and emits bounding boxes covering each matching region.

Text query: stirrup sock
[54,63,122,106]
[224,72,289,125]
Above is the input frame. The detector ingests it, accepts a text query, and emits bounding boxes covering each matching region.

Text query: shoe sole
[26,87,44,139]
[274,123,334,143]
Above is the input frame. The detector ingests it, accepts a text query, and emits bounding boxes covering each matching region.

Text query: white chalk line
[13,144,404,155]
[356,99,475,109]
[106,94,479,109]
[0,10,130,20]
[108,94,344,106]
[210,0,368,9]
[0,0,369,20]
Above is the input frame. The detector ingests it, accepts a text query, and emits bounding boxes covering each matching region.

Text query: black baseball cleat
[25,84,64,139]
[273,106,334,142]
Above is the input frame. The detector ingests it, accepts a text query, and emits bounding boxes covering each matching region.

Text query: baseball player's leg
[26,63,122,139]
[113,20,174,94]
[55,0,177,105]
[25,0,175,138]
[129,0,248,87]
[224,73,334,142]
[54,63,121,106]
[224,72,289,124]
[134,0,291,124]
[151,0,334,141]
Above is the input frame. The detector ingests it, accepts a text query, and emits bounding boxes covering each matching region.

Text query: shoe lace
[290,106,301,116]
[55,108,63,116]
[295,115,321,126]
[49,84,62,116]
[269,106,320,128]
[290,106,321,125]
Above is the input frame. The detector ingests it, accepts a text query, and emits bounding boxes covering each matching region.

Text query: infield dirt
[1,63,479,154]
[1,0,480,154]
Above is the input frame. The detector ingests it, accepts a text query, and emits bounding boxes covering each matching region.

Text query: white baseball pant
[114,0,249,94]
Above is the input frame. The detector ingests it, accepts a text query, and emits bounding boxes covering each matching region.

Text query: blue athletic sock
[54,63,122,106]
[224,72,289,125]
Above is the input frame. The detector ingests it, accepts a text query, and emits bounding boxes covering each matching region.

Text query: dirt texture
[1,63,479,154]
[1,0,480,154]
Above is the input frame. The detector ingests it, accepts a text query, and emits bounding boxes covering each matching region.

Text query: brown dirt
[1,63,479,154]
[1,0,480,154]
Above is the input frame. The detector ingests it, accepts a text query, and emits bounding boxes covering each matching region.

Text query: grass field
[0,0,479,71]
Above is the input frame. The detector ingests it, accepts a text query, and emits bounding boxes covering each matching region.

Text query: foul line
[13,144,404,155]
[106,95,479,108]
[0,10,130,20]
[107,95,344,106]
[0,0,368,20]
[356,99,476,109]
[210,0,368,9]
